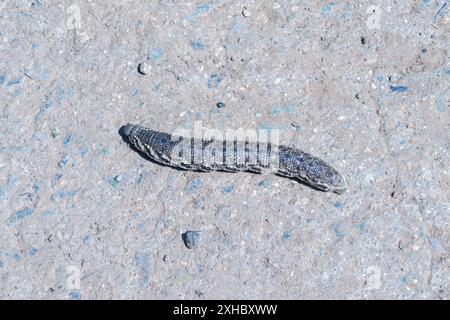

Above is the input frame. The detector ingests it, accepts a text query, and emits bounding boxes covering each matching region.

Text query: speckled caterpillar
[121,124,348,194]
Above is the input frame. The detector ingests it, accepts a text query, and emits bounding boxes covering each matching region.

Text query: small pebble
[242,9,251,17]
[361,36,366,45]
[216,101,225,108]
[51,128,60,138]
[137,63,147,75]
[114,175,122,182]
[182,231,201,249]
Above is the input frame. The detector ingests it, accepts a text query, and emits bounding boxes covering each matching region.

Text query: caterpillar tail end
[332,176,348,195]
[120,124,137,139]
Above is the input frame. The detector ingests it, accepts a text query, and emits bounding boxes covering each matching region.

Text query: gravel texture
[0,0,449,299]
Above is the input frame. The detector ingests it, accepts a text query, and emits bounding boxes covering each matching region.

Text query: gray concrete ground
[0,0,449,299]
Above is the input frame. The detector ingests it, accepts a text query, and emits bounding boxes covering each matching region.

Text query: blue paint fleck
[12,89,21,97]
[57,86,75,101]
[33,183,40,193]
[282,231,292,240]
[80,146,88,158]
[436,92,448,112]
[12,253,21,262]
[108,176,121,188]
[58,190,77,198]
[334,202,343,209]
[14,208,34,220]
[83,235,92,245]
[258,180,270,188]
[207,74,222,88]
[100,147,110,156]
[149,48,164,62]
[187,3,213,20]
[186,177,203,193]
[29,248,38,256]
[190,41,205,50]
[401,275,408,284]
[0,74,6,85]
[271,105,296,117]
[69,291,82,300]
[332,223,345,238]
[53,189,78,200]
[35,97,53,122]
[221,185,235,193]
[58,154,69,167]
[135,252,151,287]
[153,83,161,92]
[6,78,21,86]
[390,85,408,93]
[322,3,335,14]
[63,133,74,146]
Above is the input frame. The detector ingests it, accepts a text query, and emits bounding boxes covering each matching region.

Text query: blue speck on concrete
[69,291,82,300]
[6,78,21,86]
[322,3,335,14]
[135,251,151,287]
[282,231,292,240]
[150,48,164,62]
[14,208,34,220]
[33,183,41,193]
[58,155,69,167]
[401,275,408,284]
[187,3,213,20]
[271,105,296,117]
[334,202,343,209]
[63,133,74,146]
[12,89,21,97]
[190,41,205,50]
[221,185,235,193]
[12,253,21,262]
[109,176,121,188]
[332,224,345,238]
[35,97,53,122]
[186,177,203,193]
[29,248,38,256]
[0,74,6,85]
[80,146,88,158]
[258,180,270,188]
[83,235,92,245]
[390,85,408,93]
[57,189,78,199]
[100,147,110,156]
[207,74,222,88]
[153,83,161,92]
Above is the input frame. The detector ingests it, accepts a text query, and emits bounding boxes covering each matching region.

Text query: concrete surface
[0,0,449,299]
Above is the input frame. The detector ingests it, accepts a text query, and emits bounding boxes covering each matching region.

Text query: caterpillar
[120,124,348,194]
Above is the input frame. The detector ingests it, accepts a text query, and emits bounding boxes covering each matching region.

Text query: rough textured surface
[0,0,449,299]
